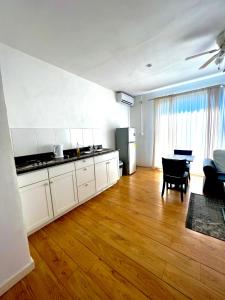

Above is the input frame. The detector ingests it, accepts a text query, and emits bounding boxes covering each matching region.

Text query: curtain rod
[146,83,224,102]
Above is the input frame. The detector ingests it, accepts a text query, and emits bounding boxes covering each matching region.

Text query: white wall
[130,100,154,166]
[131,74,225,167]
[10,128,103,157]
[0,71,34,295]
[0,44,130,150]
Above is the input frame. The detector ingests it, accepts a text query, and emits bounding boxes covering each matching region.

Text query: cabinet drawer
[76,165,95,186]
[94,151,118,164]
[77,181,96,202]
[18,169,48,188]
[75,157,94,169]
[48,162,75,178]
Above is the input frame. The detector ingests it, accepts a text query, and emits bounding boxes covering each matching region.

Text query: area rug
[186,193,225,241]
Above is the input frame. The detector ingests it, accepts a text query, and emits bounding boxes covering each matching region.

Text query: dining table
[165,154,194,163]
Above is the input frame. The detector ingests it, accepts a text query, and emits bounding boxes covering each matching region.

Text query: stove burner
[17,159,51,169]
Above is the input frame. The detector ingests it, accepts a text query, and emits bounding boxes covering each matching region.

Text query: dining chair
[161,158,189,202]
[174,149,192,155]
[174,149,193,180]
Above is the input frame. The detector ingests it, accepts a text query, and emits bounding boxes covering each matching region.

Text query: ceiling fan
[185,30,225,71]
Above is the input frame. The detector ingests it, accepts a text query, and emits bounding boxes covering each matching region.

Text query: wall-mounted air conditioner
[116,92,134,107]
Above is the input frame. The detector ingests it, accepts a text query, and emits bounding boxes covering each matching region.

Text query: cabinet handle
[83,160,86,163]
[44,183,49,186]
[85,183,88,187]
[50,181,53,184]
[83,167,87,171]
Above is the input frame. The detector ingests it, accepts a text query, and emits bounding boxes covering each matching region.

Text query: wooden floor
[3,168,225,300]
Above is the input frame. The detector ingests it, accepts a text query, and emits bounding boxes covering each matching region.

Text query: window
[153,86,225,174]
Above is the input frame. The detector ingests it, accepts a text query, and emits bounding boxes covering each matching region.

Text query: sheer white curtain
[153,86,225,174]
[217,86,225,149]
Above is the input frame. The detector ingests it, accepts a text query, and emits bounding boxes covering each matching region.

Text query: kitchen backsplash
[10,128,102,157]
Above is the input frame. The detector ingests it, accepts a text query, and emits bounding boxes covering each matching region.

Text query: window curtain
[153,86,225,174]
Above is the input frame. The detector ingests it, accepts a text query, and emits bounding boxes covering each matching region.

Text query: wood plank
[88,190,225,257]
[201,264,225,296]
[89,190,225,269]
[44,222,101,273]
[3,168,225,299]
[24,244,73,300]
[171,234,225,275]
[83,199,174,246]
[163,264,224,300]
[97,190,185,227]
[87,261,148,300]
[30,229,109,299]
[1,280,35,300]
[40,222,148,299]
[70,206,200,280]
[66,210,166,278]
[103,183,189,214]
[47,215,188,299]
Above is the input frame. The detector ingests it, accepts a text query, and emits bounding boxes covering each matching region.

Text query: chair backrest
[162,158,186,177]
[174,149,192,155]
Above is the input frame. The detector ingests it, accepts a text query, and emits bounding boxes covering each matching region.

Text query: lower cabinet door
[95,161,108,192]
[50,171,78,217]
[19,180,53,234]
[107,158,119,185]
[77,181,96,202]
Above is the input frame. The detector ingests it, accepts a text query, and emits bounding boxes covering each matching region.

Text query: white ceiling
[0,0,225,95]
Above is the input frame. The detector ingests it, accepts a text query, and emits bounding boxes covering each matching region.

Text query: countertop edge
[16,149,118,175]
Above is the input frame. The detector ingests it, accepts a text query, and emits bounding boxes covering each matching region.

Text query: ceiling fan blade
[185,49,219,60]
[199,53,219,69]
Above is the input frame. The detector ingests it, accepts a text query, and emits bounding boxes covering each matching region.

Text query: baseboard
[0,257,35,296]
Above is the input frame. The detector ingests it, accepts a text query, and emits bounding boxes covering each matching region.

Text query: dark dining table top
[164,154,194,162]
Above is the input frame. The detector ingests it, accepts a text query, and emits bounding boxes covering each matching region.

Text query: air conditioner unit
[116,92,134,106]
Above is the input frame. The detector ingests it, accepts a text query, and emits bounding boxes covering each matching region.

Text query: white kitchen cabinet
[17,151,119,235]
[77,181,96,203]
[76,159,96,202]
[76,165,95,186]
[18,169,48,188]
[19,179,53,235]
[108,158,119,185]
[95,161,108,192]
[94,151,118,164]
[75,157,94,169]
[48,162,75,178]
[49,171,78,217]
[95,152,119,192]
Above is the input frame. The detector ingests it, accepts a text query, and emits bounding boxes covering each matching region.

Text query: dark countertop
[16,148,117,175]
